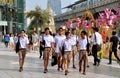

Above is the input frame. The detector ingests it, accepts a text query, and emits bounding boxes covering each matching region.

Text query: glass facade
[0,0,25,34]
[49,0,61,15]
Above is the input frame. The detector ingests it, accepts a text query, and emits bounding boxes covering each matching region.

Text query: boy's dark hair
[21,30,25,33]
[59,27,63,31]
[65,31,70,36]
[72,28,76,31]
[81,31,87,35]
[93,27,99,32]
[45,27,49,31]
[112,31,116,35]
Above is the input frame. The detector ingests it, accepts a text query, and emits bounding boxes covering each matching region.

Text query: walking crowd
[1,27,120,76]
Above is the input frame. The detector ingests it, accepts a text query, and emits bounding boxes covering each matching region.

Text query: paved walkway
[0,42,120,78]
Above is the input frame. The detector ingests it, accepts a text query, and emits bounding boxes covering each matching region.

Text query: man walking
[42,28,54,73]
[91,27,102,66]
[61,32,73,75]
[15,30,29,72]
[108,31,120,65]
[70,28,78,69]
[54,28,65,71]
[78,31,88,75]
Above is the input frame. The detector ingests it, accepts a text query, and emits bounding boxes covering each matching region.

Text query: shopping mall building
[0,0,25,35]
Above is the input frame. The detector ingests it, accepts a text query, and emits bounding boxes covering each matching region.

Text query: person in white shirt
[78,31,88,75]
[15,30,29,72]
[61,32,73,75]
[70,28,79,69]
[42,28,54,73]
[91,27,102,66]
[9,33,15,51]
[54,28,66,71]
[32,31,39,52]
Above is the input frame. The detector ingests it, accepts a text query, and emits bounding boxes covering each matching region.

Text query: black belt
[45,47,51,48]
[80,50,86,51]
[64,51,71,53]
[20,48,26,50]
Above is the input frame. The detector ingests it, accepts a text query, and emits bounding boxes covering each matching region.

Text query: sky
[26,0,78,11]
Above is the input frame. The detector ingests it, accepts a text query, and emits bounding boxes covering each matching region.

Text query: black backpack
[15,37,20,53]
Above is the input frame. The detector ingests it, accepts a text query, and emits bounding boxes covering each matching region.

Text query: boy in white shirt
[42,28,54,73]
[61,32,73,75]
[54,28,66,71]
[78,31,88,75]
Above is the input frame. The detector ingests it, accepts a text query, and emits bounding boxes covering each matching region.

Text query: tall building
[49,0,61,15]
[0,0,25,35]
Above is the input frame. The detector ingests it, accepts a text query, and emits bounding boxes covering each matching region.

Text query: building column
[9,16,13,33]
[0,8,2,35]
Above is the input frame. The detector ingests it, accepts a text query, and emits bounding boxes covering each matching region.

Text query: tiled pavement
[0,42,120,78]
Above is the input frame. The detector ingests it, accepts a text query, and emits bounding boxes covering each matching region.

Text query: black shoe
[65,71,68,75]
[43,69,48,73]
[97,60,100,66]
[87,65,90,68]
[39,56,41,59]
[93,63,96,66]
[107,63,112,65]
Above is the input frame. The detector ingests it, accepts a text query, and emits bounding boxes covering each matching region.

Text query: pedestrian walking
[61,31,73,75]
[32,31,39,52]
[28,34,33,52]
[108,31,120,65]
[41,28,54,73]
[15,30,29,72]
[54,28,66,71]
[4,33,10,47]
[9,33,15,51]
[70,28,78,69]
[78,31,89,75]
[91,27,102,66]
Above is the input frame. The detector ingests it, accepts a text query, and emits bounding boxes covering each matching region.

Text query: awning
[0,21,7,26]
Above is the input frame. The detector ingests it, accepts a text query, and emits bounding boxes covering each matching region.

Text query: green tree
[27,6,51,34]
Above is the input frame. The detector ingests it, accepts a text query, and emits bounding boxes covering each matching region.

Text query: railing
[55,0,119,19]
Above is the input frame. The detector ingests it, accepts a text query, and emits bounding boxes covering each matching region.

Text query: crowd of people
[1,27,120,76]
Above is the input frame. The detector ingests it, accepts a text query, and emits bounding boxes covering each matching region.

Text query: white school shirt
[62,39,74,52]
[54,34,66,53]
[91,32,102,45]
[70,34,78,45]
[43,35,54,47]
[19,37,29,48]
[79,37,88,50]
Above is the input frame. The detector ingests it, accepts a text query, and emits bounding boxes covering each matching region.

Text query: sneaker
[73,65,76,69]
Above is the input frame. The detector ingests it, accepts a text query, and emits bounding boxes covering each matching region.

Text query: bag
[86,43,90,52]
[15,37,20,53]
[96,44,101,52]
[86,37,90,52]
[94,33,101,52]
[97,50,103,59]
[40,35,45,50]
[51,54,57,66]
[61,46,65,55]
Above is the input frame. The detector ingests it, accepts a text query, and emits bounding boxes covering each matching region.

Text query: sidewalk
[0,42,120,78]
